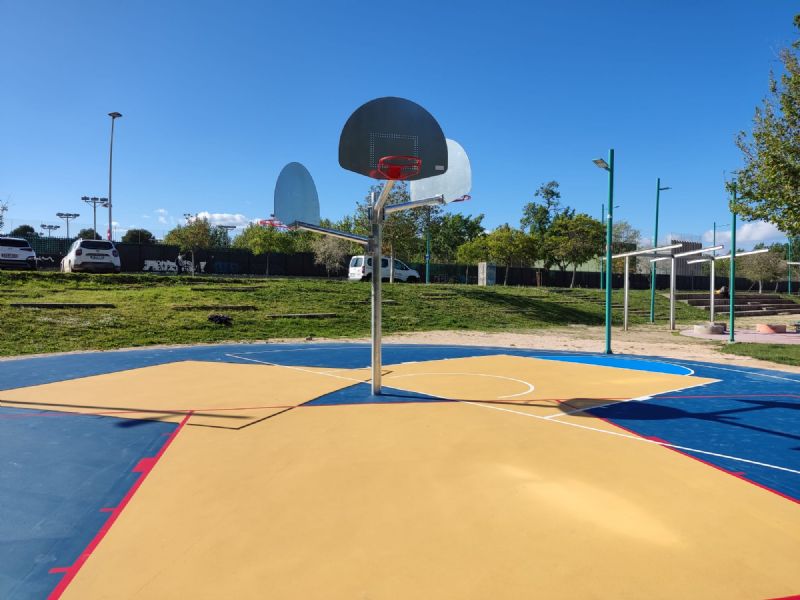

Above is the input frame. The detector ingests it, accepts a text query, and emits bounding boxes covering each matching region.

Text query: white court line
[225,354,367,384]
[667,361,800,384]
[231,351,797,476]
[545,378,719,420]
[383,372,535,400]
[462,401,800,476]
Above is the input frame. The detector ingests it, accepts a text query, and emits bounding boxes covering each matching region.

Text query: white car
[348,255,419,282]
[0,237,37,270]
[61,239,121,273]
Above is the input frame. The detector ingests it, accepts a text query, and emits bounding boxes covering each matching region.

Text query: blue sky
[1,0,796,249]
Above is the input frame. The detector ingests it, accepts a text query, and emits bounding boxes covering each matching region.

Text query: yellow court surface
[3,352,799,599]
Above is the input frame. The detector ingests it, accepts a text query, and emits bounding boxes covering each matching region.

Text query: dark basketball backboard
[338,97,448,181]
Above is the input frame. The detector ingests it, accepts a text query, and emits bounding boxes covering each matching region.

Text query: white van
[348,255,420,282]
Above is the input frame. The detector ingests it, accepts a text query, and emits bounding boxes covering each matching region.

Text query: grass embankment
[719,343,800,367]
[0,272,707,357]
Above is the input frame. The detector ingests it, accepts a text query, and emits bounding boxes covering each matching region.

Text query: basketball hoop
[376,155,422,180]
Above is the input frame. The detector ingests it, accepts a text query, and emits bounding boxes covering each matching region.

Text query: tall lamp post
[593,149,615,355]
[729,185,737,343]
[107,112,122,240]
[40,224,60,237]
[82,196,108,239]
[600,203,605,290]
[649,179,670,322]
[788,237,794,295]
[56,212,80,239]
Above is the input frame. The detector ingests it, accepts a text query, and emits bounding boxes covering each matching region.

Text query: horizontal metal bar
[713,248,769,260]
[384,195,445,215]
[293,222,369,244]
[650,256,672,263]
[674,244,724,258]
[686,258,712,264]
[611,243,683,259]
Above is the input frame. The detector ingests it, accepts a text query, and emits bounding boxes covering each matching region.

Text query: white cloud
[195,211,252,228]
[701,220,785,249]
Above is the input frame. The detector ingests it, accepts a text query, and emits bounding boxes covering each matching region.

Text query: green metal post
[604,150,615,354]
[729,187,736,343]
[600,203,605,290]
[649,179,661,322]
[789,237,793,295]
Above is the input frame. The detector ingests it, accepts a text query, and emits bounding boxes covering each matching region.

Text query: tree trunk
[570,265,577,288]
[758,279,763,293]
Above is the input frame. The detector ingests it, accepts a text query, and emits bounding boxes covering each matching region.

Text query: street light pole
[729,185,737,343]
[600,203,605,290]
[107,112,122,241]
[789,237,793,295]
[649,179,670,322]
[593,149,614,355]
[56,213,80,239]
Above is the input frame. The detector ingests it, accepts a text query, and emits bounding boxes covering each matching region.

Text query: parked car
[61,239,121,273]
[0,237,37,270]
[348,255,419,282]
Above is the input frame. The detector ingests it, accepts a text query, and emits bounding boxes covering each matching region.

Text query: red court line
[592,414,800,506]
[47,411,193,600]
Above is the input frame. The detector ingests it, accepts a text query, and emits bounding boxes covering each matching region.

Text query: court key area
[1,342,798,599]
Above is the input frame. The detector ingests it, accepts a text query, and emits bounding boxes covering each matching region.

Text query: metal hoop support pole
[371,181,395,395]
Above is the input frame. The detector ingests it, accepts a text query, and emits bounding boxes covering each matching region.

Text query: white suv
[0,237,37,270]
[348,255,419,282]
[61,239,121,273]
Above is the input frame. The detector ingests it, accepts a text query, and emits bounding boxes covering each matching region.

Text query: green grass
[0,272,708,357]
[719,343,800,367]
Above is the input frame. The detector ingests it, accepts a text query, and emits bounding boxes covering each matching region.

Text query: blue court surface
[1,342,798,599]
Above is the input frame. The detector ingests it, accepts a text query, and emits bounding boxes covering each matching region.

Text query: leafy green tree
[456,236,491,265]
[311,235,351,277]
[232,223,296,274]
[163,218,215,269]
[611,220,641,273]
[737,244,786,293]
[121,228,156,244]
[429,213,485,263]
[486,225,534,285]
[77,228,101,240]
[547,213,605,287]
[10,224,36,238]
[733,15,800,235]
[521,181,565,235]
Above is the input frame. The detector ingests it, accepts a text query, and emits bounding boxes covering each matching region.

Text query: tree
[429,213,485,263]
[121,228,156,244]
[311,235,351,277]
[521,181,564,235]
[232,223,296,274]
[547,213,605,287]
[163,218,215,270]
[9,224,36,238]
[486,225,534,285]
[737,245,786,293]
[455,236,490,265]
[611,220,641,273]
[733,15,800,235]
[77,228,101,240]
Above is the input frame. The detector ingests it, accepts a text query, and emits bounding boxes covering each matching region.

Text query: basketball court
[1,342,799,599]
